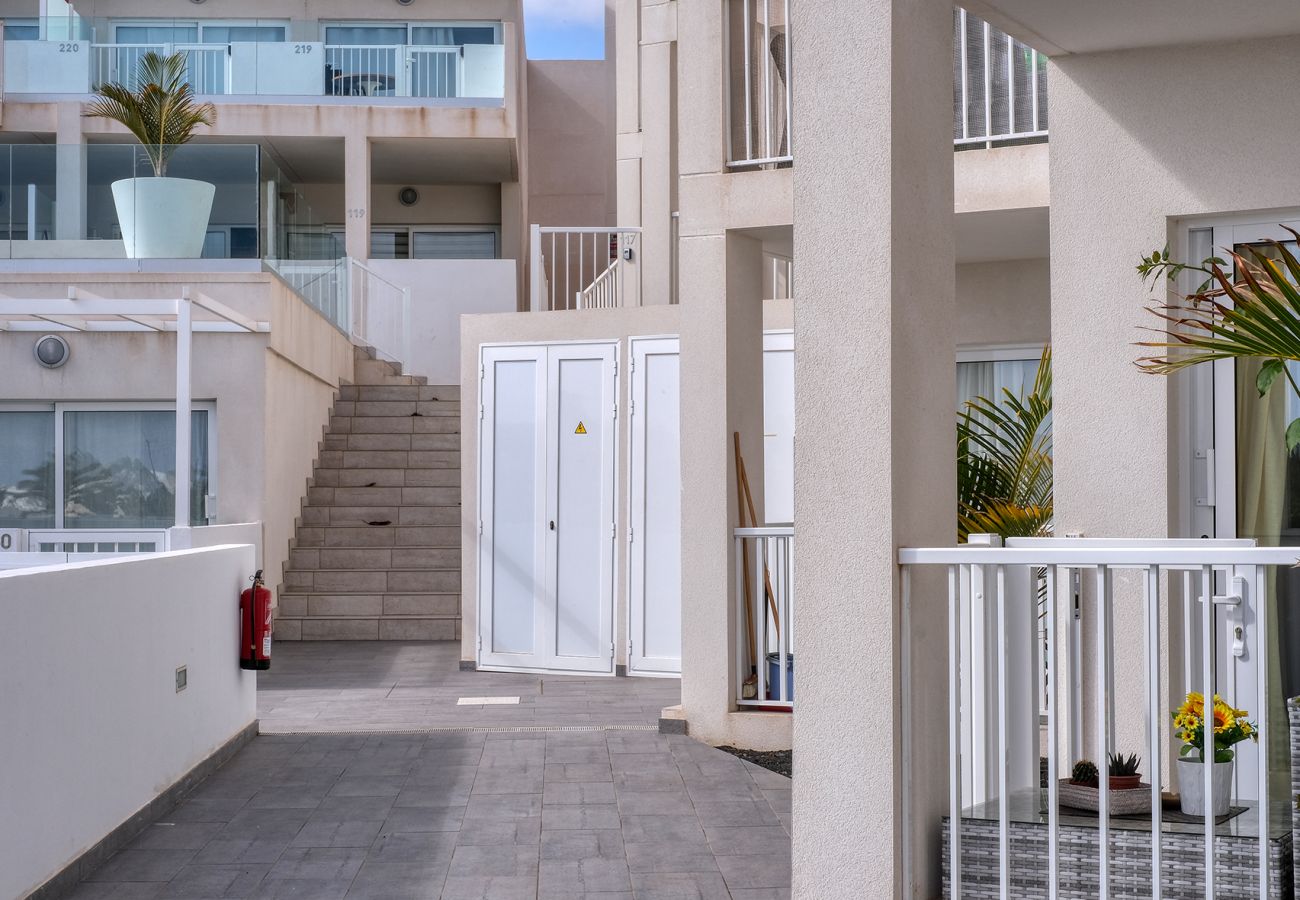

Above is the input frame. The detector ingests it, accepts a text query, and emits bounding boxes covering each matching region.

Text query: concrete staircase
[275,349,462,641]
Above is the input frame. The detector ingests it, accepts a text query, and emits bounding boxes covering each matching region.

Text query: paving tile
[624,841,721,875]
[245,785,330,810]
[438,875,537,900]
[218,807,313,842]
[190,837,294,866]
[690,799,782,828]
[448,844,540,878]
[151,862,270,897]
[247,876,353,899]
[287,818,382,849]
[463,793,543,821]
[540,829,626,861]
[365,830,457,864]
[164,800,249,825]
[543,763,613,783]
[728,890,792,900]
[714,852,792,890]
[628,871,731,899]
[128,822,225,851]
[614,790,695,817]
[378,805,466,834]
[86,850,197,883]
[703,826,790,857]
[454,817,542,846]
[541,803,622,830]
[326,776,407,799]
[343,860,448,900]
[393,782,474,808]
[66,882,166,898]
[619,816,707,845]
[268,846,367,880]
[539,858,632,894]
[543,781,617,805]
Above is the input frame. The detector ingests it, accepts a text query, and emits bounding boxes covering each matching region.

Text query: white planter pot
[111,176,215,259]
[1177,757,1233,818]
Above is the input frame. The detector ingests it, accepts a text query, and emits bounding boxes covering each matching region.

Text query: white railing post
[174,291,192,530]
[402,285,412,370]
[529,224,544,312]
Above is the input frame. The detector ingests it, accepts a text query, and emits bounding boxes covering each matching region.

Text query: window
[3,20,40,41]
[0,404,214,530]
[956,347,1051,452]
[200,25,286,43]
[368,226,499,260]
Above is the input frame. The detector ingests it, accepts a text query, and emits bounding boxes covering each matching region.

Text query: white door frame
[628,336,682,676]
[477,340,618,675]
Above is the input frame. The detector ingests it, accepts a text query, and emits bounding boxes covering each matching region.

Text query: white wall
[0,546,258,900]
[367,259,517,384]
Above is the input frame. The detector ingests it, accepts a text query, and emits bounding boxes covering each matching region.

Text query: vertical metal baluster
[901,562,913,896]
[782,0,792,157]
[1098,566,1111,900]
[753,536,766,702]
[959,9,970,142]
[1006,33,1014,136]
[549,233,557,311]
[734,534,744,705]
[743,0,753,162]
[982,21,992,143]
[762,0,773,160]
[949,564,962,900]
[778,535,789,703]
[1255,564,1270,898]
[997,564,1009,900]
[1147,564,1163,898]
[1200,563,1214,899]
[1046,565,1059,900]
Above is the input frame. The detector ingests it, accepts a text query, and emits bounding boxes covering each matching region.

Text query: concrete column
[791,0,955,896]
[638,36,674,307]
[54,102,85,241]
[343,135,370,260]
[677,230,766,745]
[500,181,525,309]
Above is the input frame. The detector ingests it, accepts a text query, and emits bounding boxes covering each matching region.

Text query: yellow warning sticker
[574,421,588,435]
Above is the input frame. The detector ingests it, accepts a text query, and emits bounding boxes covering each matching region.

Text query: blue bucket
[766,652,794,702]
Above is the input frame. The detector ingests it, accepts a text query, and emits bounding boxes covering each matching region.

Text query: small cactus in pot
[1107,752,1142,791]
[1070,759,1099,788]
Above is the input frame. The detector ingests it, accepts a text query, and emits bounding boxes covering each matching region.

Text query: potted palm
[85,52,216,258]
[1172,691,1256,817]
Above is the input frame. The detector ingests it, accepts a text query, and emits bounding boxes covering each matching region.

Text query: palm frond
[957,348,1053,542]
[1137,236,1300,449]
[84,52,215,176]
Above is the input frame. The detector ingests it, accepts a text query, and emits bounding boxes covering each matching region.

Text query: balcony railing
[898,538,1290,898]
[723,5,1049,168]
[1,18,506,101]
[347,257,411,366]
[528,225,642,312]
[735,525,794,709]
[953,8,1049,148]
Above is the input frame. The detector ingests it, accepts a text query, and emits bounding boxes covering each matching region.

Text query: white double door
[478,342,617,674]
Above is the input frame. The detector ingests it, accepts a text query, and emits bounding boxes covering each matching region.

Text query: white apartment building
[3,0,1300,895]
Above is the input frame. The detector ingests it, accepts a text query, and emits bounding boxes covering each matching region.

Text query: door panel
[548,347,616,670]
[479,348,546,666]
[629,338,683,675]
[763,332,795,524]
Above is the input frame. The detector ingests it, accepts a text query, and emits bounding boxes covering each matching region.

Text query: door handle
[549,520,555,531]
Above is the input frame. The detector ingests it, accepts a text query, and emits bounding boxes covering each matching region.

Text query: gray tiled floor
[67,642,791,899]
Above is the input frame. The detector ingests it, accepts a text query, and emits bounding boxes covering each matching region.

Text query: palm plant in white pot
[85,52,216,259]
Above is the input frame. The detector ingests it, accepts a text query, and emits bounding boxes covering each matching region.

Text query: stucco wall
[526,59,616,229]
[956,257,1051,348]
[1048,34,1300,784]
[0,546,257,900]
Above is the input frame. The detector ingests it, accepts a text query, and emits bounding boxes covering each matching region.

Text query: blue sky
[524,0,606,60]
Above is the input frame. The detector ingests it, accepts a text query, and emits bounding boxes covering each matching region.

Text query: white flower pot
[111,176,215,259]
[1177,757,1233,818]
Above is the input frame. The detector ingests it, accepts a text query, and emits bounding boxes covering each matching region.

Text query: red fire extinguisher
[240,569,272,671]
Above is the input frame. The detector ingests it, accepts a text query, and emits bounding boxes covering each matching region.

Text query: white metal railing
[898,538,1290,899]
[953,8,1048,148]
[726,0,793,168]
[529,226,642,312]
[92,43,231,94]
[734,525,794,709]
[348,258,412,367]
[325,45,400,96]
[408,46,461,98]
[265,257,350,331]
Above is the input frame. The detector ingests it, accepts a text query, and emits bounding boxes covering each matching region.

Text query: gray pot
[1177,756,1233,818]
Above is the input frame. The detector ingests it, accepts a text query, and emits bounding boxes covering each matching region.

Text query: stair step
[288,546,460,571]
[332,400,460,418]
[331,416,460,436]
[306,486,460,508]
[312,450,460,470]
[275,616,460,642]
[295,524,460,547]
[281,568,461,594]
[309,468,459,488]
[339,384,459,402]
[277,592,460,619]
[298,508,460,528]
[319,434,460,452]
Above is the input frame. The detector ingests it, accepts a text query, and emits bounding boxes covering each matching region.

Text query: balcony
[724,4,1049,168]
[0,17,507,103]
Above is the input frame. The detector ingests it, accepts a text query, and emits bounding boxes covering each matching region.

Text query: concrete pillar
[678,230,766,745]
[500,181,525,309]
[54,102,85,241]
[638,37,674,307]
[343,135,370,260]
[791,0,955,896]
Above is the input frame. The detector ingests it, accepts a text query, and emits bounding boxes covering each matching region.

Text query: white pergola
[0,288,270,528]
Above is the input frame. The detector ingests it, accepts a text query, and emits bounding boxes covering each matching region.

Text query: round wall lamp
[34,334,70,369]
[399,187,419,207]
